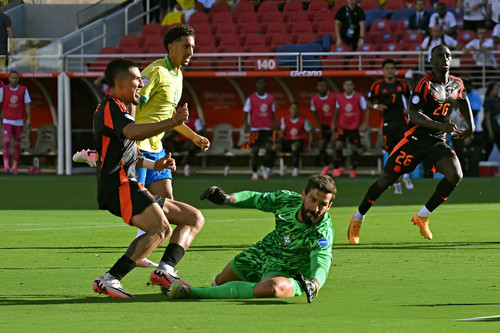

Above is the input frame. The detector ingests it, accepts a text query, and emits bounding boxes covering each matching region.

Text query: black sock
[358,182,386,215]
[352,151,359,170]
[425,178,457,212]
[320,149,331,165]
[108,255,136,280]
[160,243,185,267]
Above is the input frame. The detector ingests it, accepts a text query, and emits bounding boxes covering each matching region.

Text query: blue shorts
[135,149,173,186]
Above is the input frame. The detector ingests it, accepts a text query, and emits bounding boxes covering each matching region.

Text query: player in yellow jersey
[135,24,210,199]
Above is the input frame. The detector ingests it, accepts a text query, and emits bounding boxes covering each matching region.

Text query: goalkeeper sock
[189,281,256,299]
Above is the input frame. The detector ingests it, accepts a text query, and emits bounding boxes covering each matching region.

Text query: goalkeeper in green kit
[165,174,336,303]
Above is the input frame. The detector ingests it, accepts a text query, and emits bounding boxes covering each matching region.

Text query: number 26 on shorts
[395,151,414,166]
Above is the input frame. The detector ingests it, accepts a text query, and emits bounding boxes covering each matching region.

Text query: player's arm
[136,152,176,171]
[409,106,457,133]
[455,97,475,139]
[174,121,210,152]
[310,99,322,129]
[122,105,187,141]
[200,187,278,213]
[25,102,31,127]
[360,95,369,132]
[243,98,251,132]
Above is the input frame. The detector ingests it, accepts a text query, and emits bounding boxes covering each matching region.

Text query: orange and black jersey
[409,72,466,140]
[368,79,410,126]
[93,96,138,199]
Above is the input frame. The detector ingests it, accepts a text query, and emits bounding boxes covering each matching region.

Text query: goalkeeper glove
[200,186,231,205]
[296,274,320,303]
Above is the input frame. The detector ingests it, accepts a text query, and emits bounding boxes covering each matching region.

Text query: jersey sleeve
[139,67,160,104]
[233,190,275,212]
[309,218,334,287]
[368,81,379,102]
[310,98,317,112]
[409,80,429,112]
[109,100,135,139]
[243,97,251,112]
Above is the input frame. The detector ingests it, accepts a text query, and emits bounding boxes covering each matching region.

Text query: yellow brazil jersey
[136,56,183,152]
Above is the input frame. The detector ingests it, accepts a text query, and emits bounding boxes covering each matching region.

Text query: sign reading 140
[255,59,277,70]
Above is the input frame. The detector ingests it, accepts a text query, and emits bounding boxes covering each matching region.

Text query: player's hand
[173,103,189,126]
[200,186,230,205]
[296,274,319,303]
[452,126,474,140]
[154,153,176,172]
[194,135,210,152]
[441,121,457,134]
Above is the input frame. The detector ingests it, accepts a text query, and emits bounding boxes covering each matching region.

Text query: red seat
[211,12,233,24]
[118,34,141,49]
[195,44,218,54]
[269,33,293,50]
[233,0,255,15]
[245,44,271,53]
[214,22,237,35]
[371,19,390,32]
[458,30,476,45]
[331,0,347,14]
[146,45,166,55]
[259,11,284,26]
[234,11,259,24]
[360,43,380,52]
[286,11,311,25]
[361,0,380,10]
[402,31,424,44]
[240,33,266,47]
[187,11,209,25]
[142,35,163,49]
[296,33,318,44]
[90,47,121,71]
[257,1,279,14]
[218,34,241,51]
[142,23,162,37]
[384,0,405,10]
[315,20,334,35]
[195,34,216,47]
[290,22,313,34]
[239,23,262,35]
[308,0,329,12]
[211,0,230,13]
[365,32,380,44]
[264,21,287,34]
[314,8,335,23]
[380,31,399,43]
[283,0,304,13]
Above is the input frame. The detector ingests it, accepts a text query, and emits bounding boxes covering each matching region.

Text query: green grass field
[1,174,499,332]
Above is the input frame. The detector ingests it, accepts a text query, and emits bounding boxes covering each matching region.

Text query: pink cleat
[73,149,97,167]
[150,269,190,289]
[92,276,133,298]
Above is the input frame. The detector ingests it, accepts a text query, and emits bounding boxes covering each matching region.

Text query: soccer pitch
[1,175,499,332]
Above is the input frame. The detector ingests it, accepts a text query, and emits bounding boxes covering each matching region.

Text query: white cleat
[394,182,403,195]
[136,257,158,268]
[73,149,97,167]
[292,168,299,177]
[92,276,133,298]
[403,175,414,190]
[260,165,269,180]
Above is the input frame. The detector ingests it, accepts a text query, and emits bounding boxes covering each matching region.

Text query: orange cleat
[321,165,333,175]
[411,214,433,240]
[332,167,345,178]
[348,214,362,244]
[349,169,356,178]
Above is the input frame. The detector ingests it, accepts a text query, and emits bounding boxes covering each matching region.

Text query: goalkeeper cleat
[296,274,317,303]
[73,149,97,167]
[136,257,158,268]
[411,214,433,240]
[348,214,362,244]
[92,276,133,298]
[166,278,191,299]
[150,269,190,289]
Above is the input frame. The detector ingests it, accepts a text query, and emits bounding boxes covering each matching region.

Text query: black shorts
[320,124,332,142]
[249,130,274,148]
[98,179,165,224]
[383,125,406,153]
[336,128,360,145]
[281,139,304,152]
[384,136,456,176]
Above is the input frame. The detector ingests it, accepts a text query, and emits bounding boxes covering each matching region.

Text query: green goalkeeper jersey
[233,190,334,287]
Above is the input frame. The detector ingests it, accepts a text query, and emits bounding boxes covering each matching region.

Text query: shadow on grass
[333,241,500,250]
[403,303,500,307]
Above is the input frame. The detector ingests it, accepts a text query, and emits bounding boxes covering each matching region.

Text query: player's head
[289,101,299,118]
[316,77,328,95]
[436,2,447,17]
[343,79,354,94]
[255,77,266,94]
[105,58,143,105]
[485,80,500,96]
[430,45,451,73]
[8,70,19,87]
[382,59,396,81]
[415,0,425,11]
[300,175,336,225]
[164,24,195,67]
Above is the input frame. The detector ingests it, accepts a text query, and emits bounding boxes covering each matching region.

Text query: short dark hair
[9,70,18,75]
[317,77,327,84]
[304,174,337,200]
[430,44,449,58]
[290,100,299,107]
[104,58,139,88]
[382,58,396,68]
[164,24,195,51]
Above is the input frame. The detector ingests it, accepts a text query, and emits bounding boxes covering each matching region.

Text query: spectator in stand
[483,81,500,160]
[492,22,500,42]
[420,25,461,63]
[311,77,337,176]
[335,0,366,51]
[163,115,206,177]
[429,2,458,38]
[408,0,431,35]
[486,0,500,27]
[1,71,31,175]
[243,77,279,181]
[274,101,313,177]
[463,26,497,74]
[0,12,13,67]
[331,79,368,179]
[456,0,488,31]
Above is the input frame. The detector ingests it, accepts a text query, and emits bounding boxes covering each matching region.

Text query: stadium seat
[286,11,310,24]
[211,0,230,13]
[214,22,238,36]
[146,45,166,55]
[268,33,293,50]
[194,44,218,54]
[439,0,456,8]
[307,0,329,20]
[195,34,216,48]
[264,21,287,35]
[458,30,475,45]
[235,11,259,25]
[384,0,405,10]
[365,9,389,28]
[371,18,390,32]
[188,11,209,25]
[90,47,121,71]
[211,12,233,24]
[296,33,319,44]
[217,34,241,52]
[259,11,284,28]
[380,31,399,43]
[283,0,304,21]
[314,8,335,23]
[245,44,271,53]
[315,20,334,35]
[361,0,381,11]
[360,43,379,52]
[190,22,212,35]
[239,23,262,35]
[233,0,255,15]
[331,0,347,14]
[290,22,313,34]
[257,0,279,15]
[240,33,266,48]
[118,34,141,49]
[142,35,163,49]
[141,23,162,37]
[402,31,424,44]
[390,20,407,32]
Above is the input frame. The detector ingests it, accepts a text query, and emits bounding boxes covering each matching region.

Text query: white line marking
[456,315,500,321]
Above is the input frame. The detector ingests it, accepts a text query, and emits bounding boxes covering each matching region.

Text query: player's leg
[10,125,23,174]
[291,140,302,177]
[349,130,361,178]
[2,123,11,173]
[250,131,260,180]
[385,132,404,194]
[319,125,333,174]
[150,199,205,287]
[332,132,345,177]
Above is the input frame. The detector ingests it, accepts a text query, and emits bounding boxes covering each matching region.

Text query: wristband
[224,194,232,204]
[142,158,155,169]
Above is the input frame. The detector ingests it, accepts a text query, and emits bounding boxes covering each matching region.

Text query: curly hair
[163,24,196,51]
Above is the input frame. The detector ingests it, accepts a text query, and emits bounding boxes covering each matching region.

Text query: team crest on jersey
[279,233,293,247]
[9,95,19,103]
[260,104,268,112]
[397,86,402,92]
[345,103,353,112]
[141,76,150,86]
[317,238,329,247]
[411,95,420,104]
[322,104,331,112]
